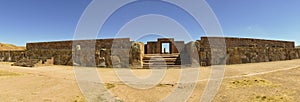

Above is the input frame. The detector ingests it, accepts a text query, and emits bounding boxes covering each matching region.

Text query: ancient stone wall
[178,42,199,66]
[1,37,298,68]
[129,42,144,68]
[27,38,131,50]
[174,41,185,53]
[0,51,26,62]
[26,49,73,65]
[200,37,295,48]
[146,42,157,54]
[194,37,298,66]
[196,47,300,66]
[25,38,143,67]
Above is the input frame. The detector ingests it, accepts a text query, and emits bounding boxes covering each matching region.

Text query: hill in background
[0,43,25,51]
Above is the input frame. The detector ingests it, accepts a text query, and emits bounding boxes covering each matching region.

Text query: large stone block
[129,42,144,68]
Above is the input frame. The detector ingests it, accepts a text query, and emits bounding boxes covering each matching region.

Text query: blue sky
[0,0,299,46]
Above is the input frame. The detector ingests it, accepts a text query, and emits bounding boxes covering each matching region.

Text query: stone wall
[174,41,185,53]
[0,51,25,62]
[200,37,295,48]
[1,37,298,68]
[226,48,300,64]
[194,37,298,66]
[146,42,157,54]
[26,38,131,50]
[25,38,143,67]
[129,42,144,68]
[26,49,73,65]
[196,47,300,66]
[178,42,199,66]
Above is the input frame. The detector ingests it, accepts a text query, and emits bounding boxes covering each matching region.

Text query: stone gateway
[0,37,299,68]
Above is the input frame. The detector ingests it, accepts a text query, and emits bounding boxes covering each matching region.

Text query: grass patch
[0,70,19,76]
[251,94,292,102]
[105,83,116,89]
[74,96,86,102]
[227,77,278,88]
[157,83,175,87]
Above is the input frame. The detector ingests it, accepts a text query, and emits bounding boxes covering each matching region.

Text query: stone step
[142,54,181,68]
[143,58,177,62]
[143,56,179,60]
[143,54,179,58]
[143,62,176,65]
[142,65,182,68]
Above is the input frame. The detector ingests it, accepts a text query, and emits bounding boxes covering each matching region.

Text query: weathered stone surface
[195,37,299,66]
[1,37,300,68]
[24,38,132,67]
[197,47,300,66]
[12,59,38,67]
[130,42,144,68]
[111,56,121,68]
[0,51,25,62]
[12,57,54,67]
[200,37,294,49]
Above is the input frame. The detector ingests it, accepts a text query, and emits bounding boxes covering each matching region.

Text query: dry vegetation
[105,83,116,89]
[0,43,25,51]
[226,77,278,88]
[216,76,295,102]
[0,70,20,77]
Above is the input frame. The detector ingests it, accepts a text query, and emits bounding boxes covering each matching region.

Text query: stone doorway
[161,42,171,54]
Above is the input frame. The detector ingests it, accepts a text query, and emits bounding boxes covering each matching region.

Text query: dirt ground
[0,59,300,102]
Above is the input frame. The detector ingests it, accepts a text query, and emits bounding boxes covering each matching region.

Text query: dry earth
[0,59,300,102]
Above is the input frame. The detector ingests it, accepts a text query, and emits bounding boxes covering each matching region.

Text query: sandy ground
[0,59,299,102]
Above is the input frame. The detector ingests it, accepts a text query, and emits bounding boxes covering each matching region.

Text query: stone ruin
[0,37,299,68]
[196,37,298,66]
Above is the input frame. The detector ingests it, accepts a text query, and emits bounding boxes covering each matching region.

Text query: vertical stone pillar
[130,42,144,68]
